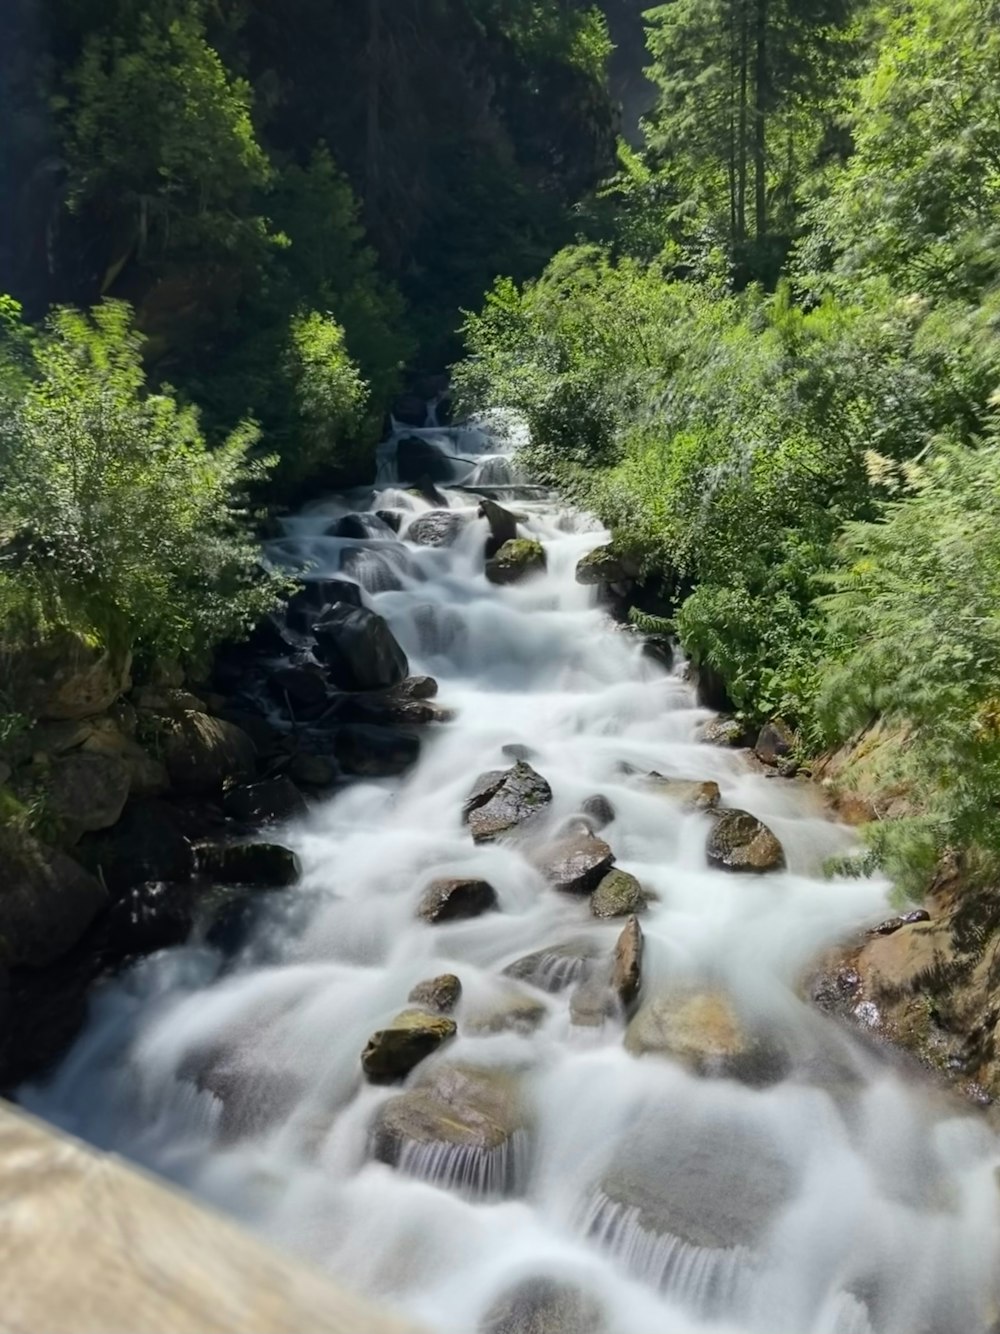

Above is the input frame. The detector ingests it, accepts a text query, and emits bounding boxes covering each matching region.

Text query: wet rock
[331,691,452,728]
[466,989,548,1035]
[371,1064,526,1193]
[192,1054,305,1144]
[195,841,301,888]
[503,940,602,994]
[408,974,463,1013]
[47,752,131,843]
[700,716,753,748]
[287,752,337,788]
[625,989,788,1085]
[375,509,403,533]
[285,578,363,634]
[311,604,408,692]
[406,510,468,547]
[397,436,455,485]
[640,634,674,671]
[593,1111,795,1277]
[268,664,329,710]
[612,916,643,1009]
[0,830,108,967]
[361,1008,457,1082]
[332,724,419,777]
[105,880,197,958]
[478,499,519,558]
[12,629,131,721]
[692,662,733,713]
[645,775,721,811]
[535,831,614,895]
[579,794,616,830]
[755,718,796,766]
[222,777,307,825]
[706,809,785,873]
[327,513,391,540]
[213,708,285,760]
[464,761,553,843]
[591,869,646,918]
[501,743,536,763]
[80,798,195,895]
[418,877,499,923]
[871,909,931,936]
[481,1277,606,1334]
[574,544,634,588]
[395,675,439,700]
[392,393,430,428]
[485,538,547,586]
[163,711,257,796]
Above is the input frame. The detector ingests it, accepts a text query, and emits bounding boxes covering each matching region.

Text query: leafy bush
[818,435,1000,891]
[0,299,281,665]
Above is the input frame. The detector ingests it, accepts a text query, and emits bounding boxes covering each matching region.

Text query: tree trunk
[753,0,767,240]
[737,0,749,243]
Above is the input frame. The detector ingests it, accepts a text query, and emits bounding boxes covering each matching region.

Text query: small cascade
[393,1128,531,1200]
[582,1191,757,1318]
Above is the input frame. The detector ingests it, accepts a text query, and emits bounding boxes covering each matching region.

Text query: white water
[24,424,1000,1334]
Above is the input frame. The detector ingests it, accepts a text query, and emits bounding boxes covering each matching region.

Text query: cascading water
[23,418,1000,1334]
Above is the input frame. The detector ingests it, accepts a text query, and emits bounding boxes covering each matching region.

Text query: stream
[23,416,1000,1334]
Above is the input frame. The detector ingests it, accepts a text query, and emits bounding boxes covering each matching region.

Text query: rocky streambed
[15,416,1000,1334]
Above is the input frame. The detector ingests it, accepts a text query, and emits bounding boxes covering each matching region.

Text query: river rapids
[23,416,1000,1334]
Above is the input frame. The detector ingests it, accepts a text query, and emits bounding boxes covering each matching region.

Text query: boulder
[463,761,553,843]
[478,499,518,558]
[222,778,308,825]
[579,794,615,830]
[395,675,439,701]
[481,1277,606,1334]
[625,988,787,1085]
[397,435,454,485]
[13,629,131,721]
[408,974,463,1013]
[47,752,131,843]
[406,510,468,547]
[612,915,643,1009]
[327,513,389,540]
[311,604,408,692]
[163,711,256,796]
[331,724,420,777]
[287,752,337,788]
[466,989,548,1035]
[646,776,721,812]
[375,509,403,533]
[700,716,752,748]
[574,544,634,588]
[418,877,499,923]
[535,831,614,894]
[591,868,646,918]
[131,686,205,718]
[268,664,329,710]
[0,830,107,967]
[503,940,601,994]
[80,798,195,895]
[485,539,547,586]
[361,1008,457,1082]
[501,743,536,763]
[286,578,363,633]
[105,880,198,958]
[195,841,301,888]
[371,1064,526,1193]
[754,718,796,766]
[706,809,785,873]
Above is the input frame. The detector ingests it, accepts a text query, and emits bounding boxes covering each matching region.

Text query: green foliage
[798,0,1000,301]
[817,435,1000,890]
[66,4,272,258]
[0,299,281,664]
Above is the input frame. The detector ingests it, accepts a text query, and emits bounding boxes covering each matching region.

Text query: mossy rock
[361,1008,457,1082]
[591,868,646,918]
[485,538,547,586]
